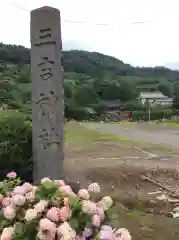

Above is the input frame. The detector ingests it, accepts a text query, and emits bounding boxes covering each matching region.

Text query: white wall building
[138,92,173,106]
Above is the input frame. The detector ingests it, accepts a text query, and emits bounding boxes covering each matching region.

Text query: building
[98,100,131,121]
[138,92,173,106]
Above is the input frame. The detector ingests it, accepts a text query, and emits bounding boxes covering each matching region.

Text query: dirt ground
[84,122,179,148]
[66,122,179,183]
[65,138,179,194]
[64,122,179,240]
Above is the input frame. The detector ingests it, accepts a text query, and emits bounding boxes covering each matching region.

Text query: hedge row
[0,110,32,181]
[132,109,176,121]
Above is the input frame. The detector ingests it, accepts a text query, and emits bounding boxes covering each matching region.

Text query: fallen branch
[141,175,179,198]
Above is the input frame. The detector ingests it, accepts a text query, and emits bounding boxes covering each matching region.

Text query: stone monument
[30,6,64,181]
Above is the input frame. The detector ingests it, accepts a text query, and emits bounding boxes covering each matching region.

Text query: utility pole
[148,106,151,124]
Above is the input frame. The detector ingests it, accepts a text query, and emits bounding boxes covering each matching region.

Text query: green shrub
[132,109,173,121]
[0,110,32,181]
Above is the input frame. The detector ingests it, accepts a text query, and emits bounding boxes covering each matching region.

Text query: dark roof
[101,100,122,108]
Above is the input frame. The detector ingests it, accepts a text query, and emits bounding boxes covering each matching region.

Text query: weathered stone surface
[30,6,64,181]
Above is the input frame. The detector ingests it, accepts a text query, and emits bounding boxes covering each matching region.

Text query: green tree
[172,84,179,109]
[157,83,173,97]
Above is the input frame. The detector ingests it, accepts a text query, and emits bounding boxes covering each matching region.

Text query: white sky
[1,0,179,67]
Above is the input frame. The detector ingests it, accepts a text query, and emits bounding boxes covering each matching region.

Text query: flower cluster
[0,173,131,240]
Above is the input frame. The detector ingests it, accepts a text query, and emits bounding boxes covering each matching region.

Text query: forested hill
[0,42,179,119]
[1,42,179,80]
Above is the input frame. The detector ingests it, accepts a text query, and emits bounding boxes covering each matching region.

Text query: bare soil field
[64,122,179,240]
[84,122,179,148]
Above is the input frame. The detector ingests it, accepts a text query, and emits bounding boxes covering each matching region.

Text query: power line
[11,3,157,26]
[12,3,29,12]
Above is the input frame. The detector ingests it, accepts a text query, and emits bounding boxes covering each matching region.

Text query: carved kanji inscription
[35,28,56,46]
[38,57,54,81]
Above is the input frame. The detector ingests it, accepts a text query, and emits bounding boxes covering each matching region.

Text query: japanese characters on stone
[38,57,54,81]
[34,28,60,150]
[35,28,56,47]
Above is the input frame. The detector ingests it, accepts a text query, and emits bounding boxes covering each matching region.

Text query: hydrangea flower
[6,171,17,179]
[3,206,16,220]
[78,189,90,200]
[88,183,101,193]
[11,194,25,206]
[0,175,132,240]
[1,227,14,240]
[25,209,37,221]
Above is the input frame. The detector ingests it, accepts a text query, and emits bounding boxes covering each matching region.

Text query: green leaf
[14,222,25,235]
[12,222,27,240]
[35,189,42,201]
[69,218,79,230]
[0,209,4,219]
[104,210,119,228]
[85,218,92,229]
[42,181,54,189]
[68,196,80,208]
[0,220,9,231]
[91,228,100,239]
[25,220,38,239]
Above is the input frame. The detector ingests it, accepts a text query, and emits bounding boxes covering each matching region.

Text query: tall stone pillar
[30,6,64,181]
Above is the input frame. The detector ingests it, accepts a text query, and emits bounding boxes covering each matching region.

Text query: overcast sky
[1,0,179,68]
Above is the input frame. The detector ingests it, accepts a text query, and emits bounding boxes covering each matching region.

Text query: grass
[110,120,179,127]
[155,122,179,127]
[65,121,179,240]
[117,208,179,240]
[110,121,137,126]
[67,121,179,153]
[65,121,130,146]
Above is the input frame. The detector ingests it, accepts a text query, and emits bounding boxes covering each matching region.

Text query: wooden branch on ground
[141,175,179,199]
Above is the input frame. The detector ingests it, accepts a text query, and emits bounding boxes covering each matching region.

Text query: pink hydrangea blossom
[39,218,56,232]
[63,197,69,206]
[13,186,26,196]
[54,180,66,187]
[38,218,56,240]
[1,227,14,240]
[96,207,105,221]
[46,207,60,222]
[25,186,37,202]
[3,206,16,220]
[88,182,100,193]
[2,197,11,207]
[6,171,17,179]
[92,214,101,228]
[37,230,56,240]
[34,200,48,213]
[25,191,35,202]
[58,206,72,222]
[32,186,38,192]
[25,209,37,221]
[0,177,130,240]
[78,189,90,200]
[82,200,97,215]
[57,222,76,239]
[0,194,3,202]
[76,235,86,240]
[99,225,113,240]
[82,228,92,238]
[113,228,132,240]
[59,185,76,197]
[99,196,113,211]
[11,194,25,206]
[22,182,33,192]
